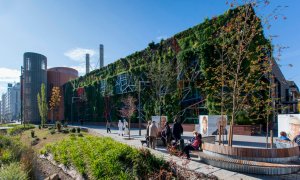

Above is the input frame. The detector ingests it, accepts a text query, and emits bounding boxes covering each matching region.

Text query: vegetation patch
[42,135,170,179]
[7,124,35,136]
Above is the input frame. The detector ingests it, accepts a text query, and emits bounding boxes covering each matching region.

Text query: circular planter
[202,143,299,163]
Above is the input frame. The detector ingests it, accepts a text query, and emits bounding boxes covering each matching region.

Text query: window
[41,60,46,70]
[26,58,31,70]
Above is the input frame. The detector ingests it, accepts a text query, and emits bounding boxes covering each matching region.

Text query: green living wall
[64,5,270,125]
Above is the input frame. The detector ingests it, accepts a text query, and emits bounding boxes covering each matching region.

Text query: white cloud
[64,48,96,62]
[0,67,20,83]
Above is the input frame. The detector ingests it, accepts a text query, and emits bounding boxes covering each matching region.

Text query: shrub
[71,128,76,133]
[8,124,35,136]
[31,130,35,138]
[77,133,83,137]
[62,129,69,134]
[56,122,62,132]
[50,129,55,135]
[38,125,41,129]
[0,162,28,179]
[45,135,168,179]
[76,127,81,133]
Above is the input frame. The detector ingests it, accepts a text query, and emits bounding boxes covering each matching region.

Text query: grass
[20,127,76,152]
[0,162,28,180]
[42,135,169,179]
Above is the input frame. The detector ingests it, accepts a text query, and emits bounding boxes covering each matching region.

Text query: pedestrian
[118,120,123,136]
[172,118,183,143]
[106,121,111,133]
[123,119,129,136]
[161,122,171,146]
[279,131,290,141]
[145,121,151,147]
[149,121,158,149]
[182,131,202,159]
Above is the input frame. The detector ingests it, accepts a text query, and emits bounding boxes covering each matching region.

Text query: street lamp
[71,97,81,125]
[138,81,150,136]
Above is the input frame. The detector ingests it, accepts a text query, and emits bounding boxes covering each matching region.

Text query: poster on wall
[151,116,168,129]
[278,114,300,140]
[199,115,228,136]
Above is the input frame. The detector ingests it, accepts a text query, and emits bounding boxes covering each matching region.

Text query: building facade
[47,67,78,121]
[22,52,47,124]
[272,60,300,114]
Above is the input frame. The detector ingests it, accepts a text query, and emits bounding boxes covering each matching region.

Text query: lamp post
[139,81,150,136]
[71,97,81,125]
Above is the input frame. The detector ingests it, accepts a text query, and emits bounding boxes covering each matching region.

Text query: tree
[37,83,48,127]
[201,0,287,146]
[146,54,178,118]
[119,95,137,139]
[49,86,61,122]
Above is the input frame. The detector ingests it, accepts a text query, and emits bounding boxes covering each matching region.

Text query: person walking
[172,118,183,143]
[123,119,129,136]
[149,121,158,149]
[118,120,123,136]
[106,121,111,133]
[161,122,171,146]
[145,121,151,147]
[182,131,202,159]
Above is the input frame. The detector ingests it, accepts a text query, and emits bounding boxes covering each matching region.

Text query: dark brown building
[47,67,78,121]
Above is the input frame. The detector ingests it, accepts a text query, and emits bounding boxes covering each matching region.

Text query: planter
[202,143,299,163]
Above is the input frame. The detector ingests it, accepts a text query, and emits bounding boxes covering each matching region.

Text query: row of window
[25,58,46,70]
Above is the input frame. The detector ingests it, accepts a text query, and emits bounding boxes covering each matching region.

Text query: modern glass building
[22,52,47,124]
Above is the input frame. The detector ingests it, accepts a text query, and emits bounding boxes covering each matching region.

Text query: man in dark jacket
[172,118,183,142]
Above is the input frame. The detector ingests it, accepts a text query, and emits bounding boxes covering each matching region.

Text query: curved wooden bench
[199,152,300,175]
[202,143,299,163]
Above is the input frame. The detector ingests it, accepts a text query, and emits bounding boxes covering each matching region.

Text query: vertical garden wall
[64,5,271,125]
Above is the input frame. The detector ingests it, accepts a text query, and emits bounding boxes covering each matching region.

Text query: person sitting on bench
[182,131,202,159]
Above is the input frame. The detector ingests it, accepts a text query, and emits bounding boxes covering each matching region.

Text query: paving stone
[195,165,221,175]
[211,169,238,179]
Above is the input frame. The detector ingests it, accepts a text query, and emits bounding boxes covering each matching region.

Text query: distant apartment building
[0,83,21,122]
[21,52,47,124]
[1,93,7,122]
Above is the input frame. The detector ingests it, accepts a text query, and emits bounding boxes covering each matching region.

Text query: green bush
[43,135,168,179]
[62,129,69,134]
[56,122,62,132]
[0,135,24,164]
[50,129,55,135]
[0,162,28,180]
[8,124,35,136]
[76,127,81,133]
[31,130,35,138]
[71,128,76,133]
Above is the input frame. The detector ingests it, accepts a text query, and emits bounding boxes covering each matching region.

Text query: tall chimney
[100,44,104,68]
[86,53,90,74]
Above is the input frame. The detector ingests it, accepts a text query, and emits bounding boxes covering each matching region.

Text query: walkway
[75,125,300,180]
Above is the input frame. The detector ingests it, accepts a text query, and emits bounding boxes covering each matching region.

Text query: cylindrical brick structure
[23,52,47,124]
[47,67,78,121]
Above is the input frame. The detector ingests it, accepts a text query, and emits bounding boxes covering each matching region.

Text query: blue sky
[0,0,299,95]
